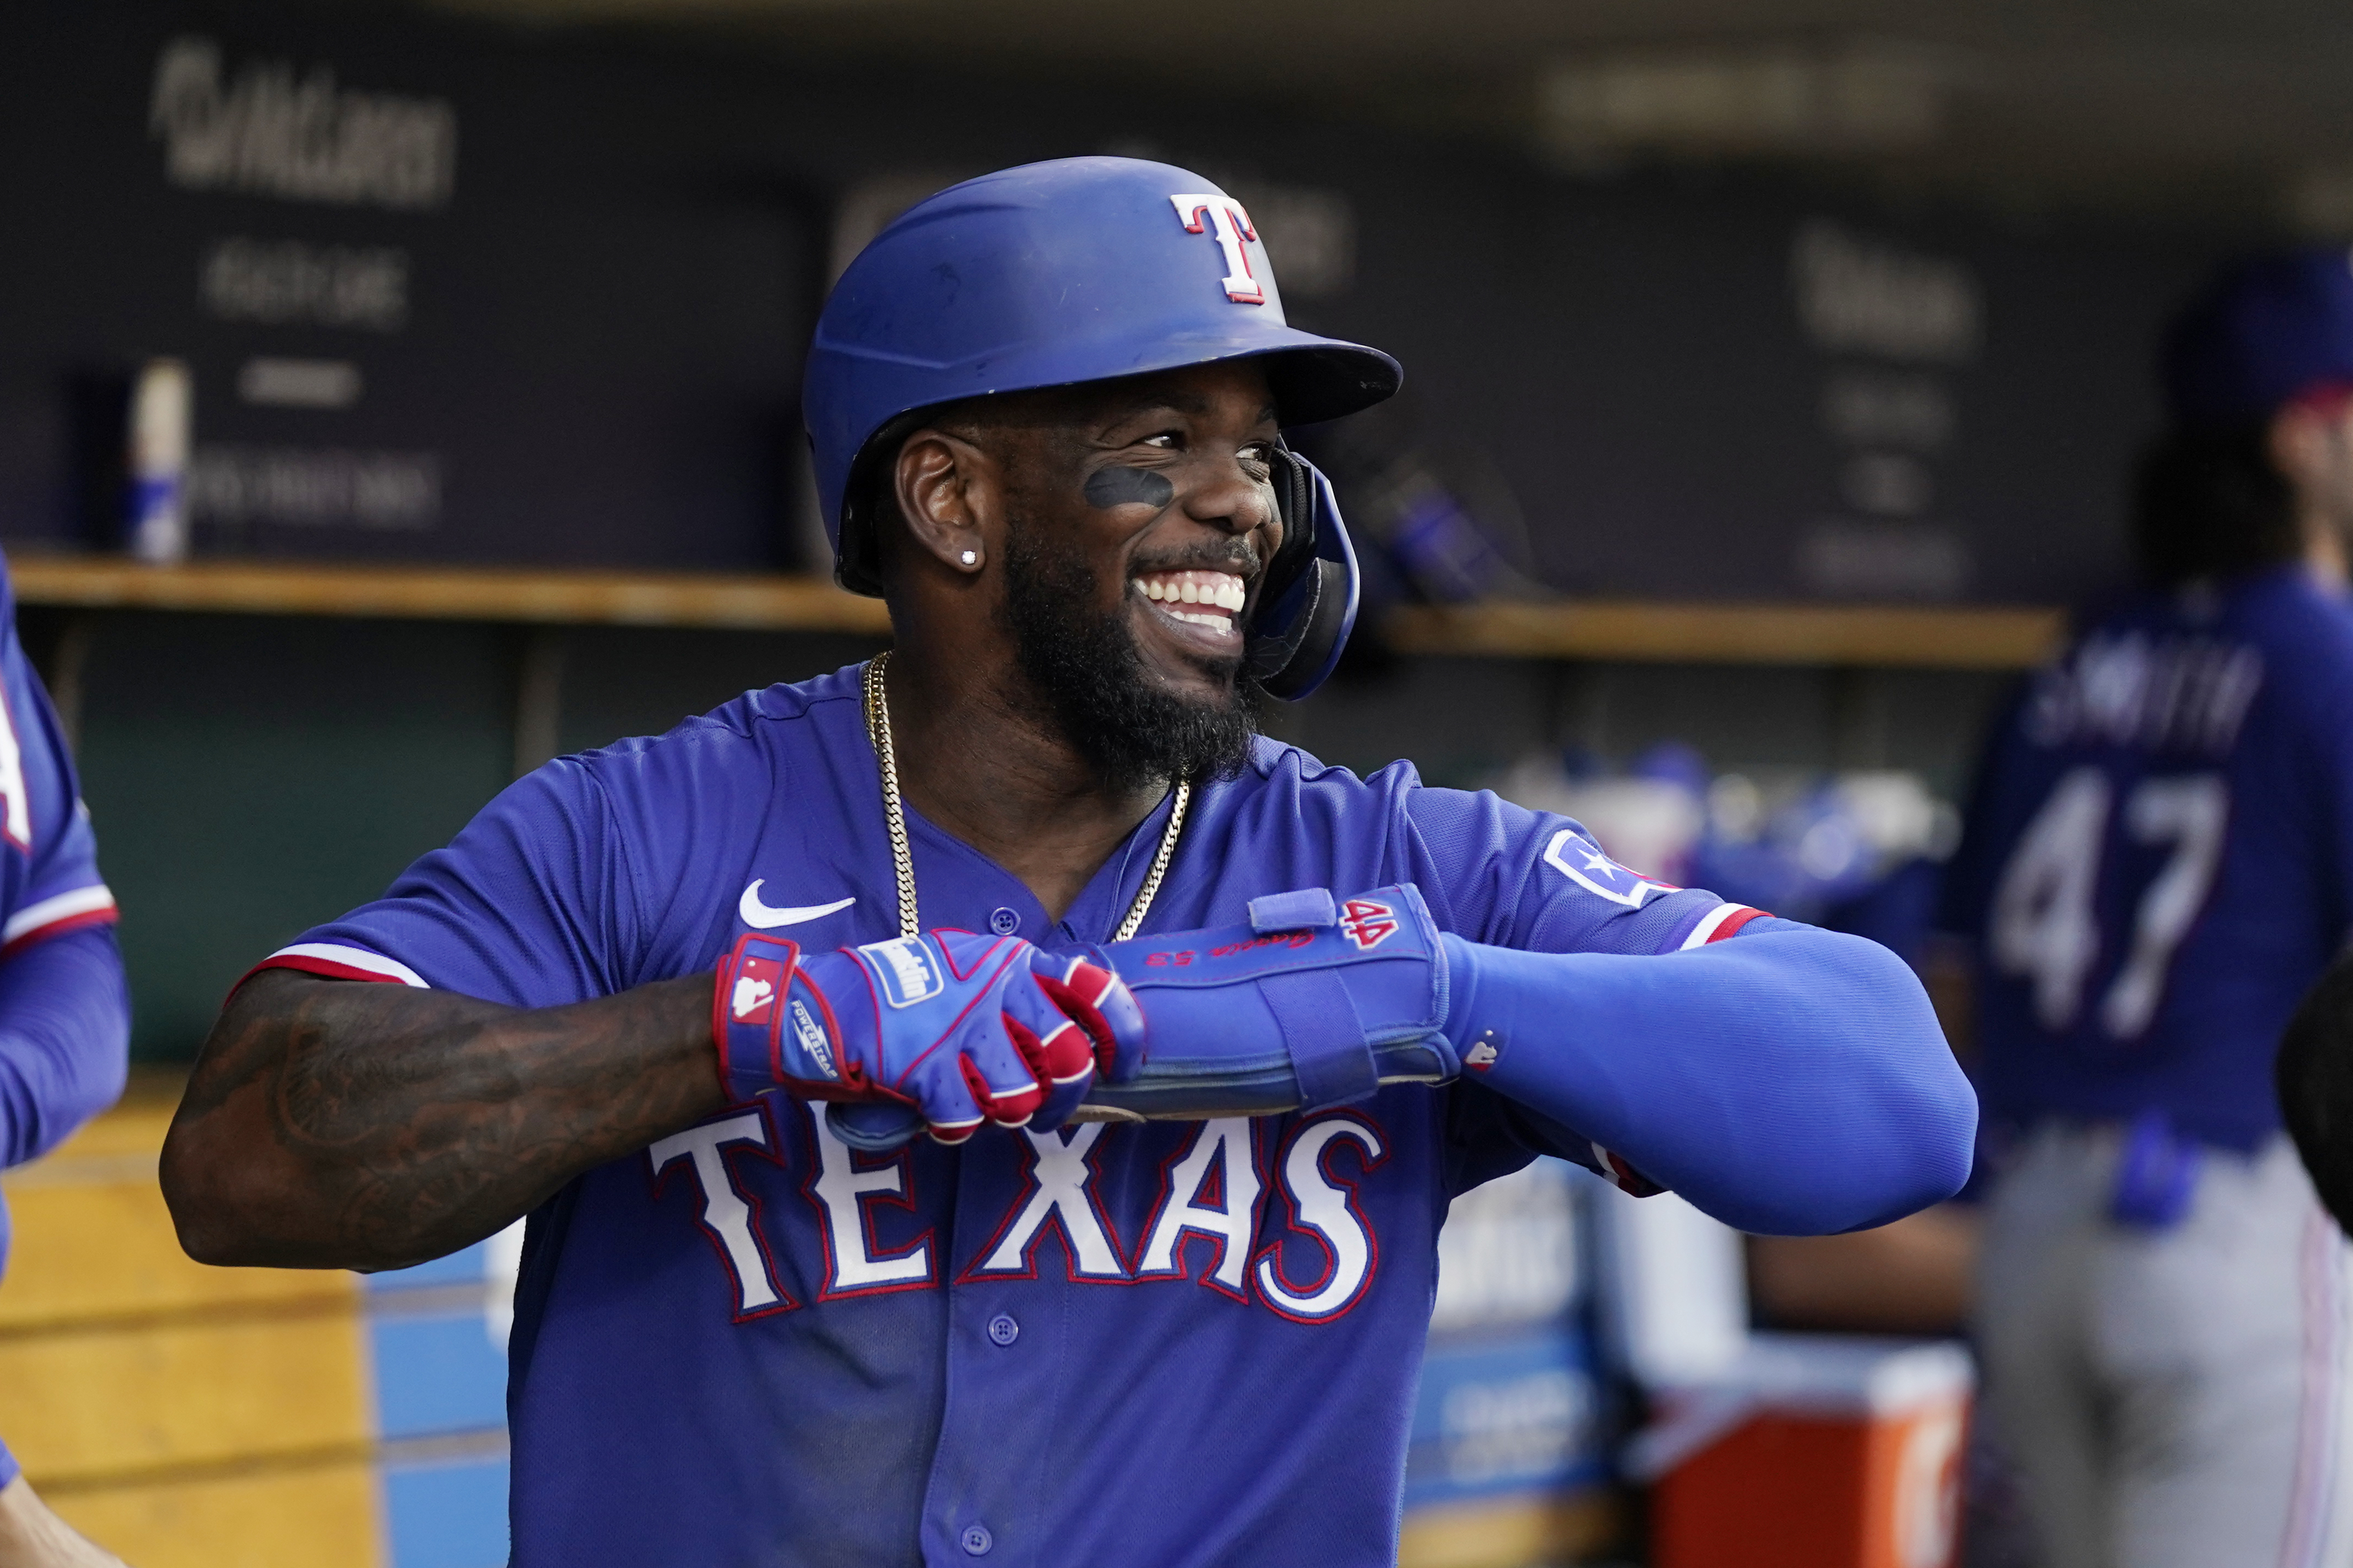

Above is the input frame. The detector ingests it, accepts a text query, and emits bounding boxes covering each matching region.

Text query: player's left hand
[713,929,1142,1145]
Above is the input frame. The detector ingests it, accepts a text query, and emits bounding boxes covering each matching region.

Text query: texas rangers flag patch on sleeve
[1542,827,1675,908]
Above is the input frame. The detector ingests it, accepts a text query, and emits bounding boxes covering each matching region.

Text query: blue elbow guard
[1083,884,1458,1120]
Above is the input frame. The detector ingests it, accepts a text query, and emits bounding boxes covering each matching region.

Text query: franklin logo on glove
[863,936,944,1007]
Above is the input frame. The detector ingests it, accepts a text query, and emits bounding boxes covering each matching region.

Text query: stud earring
[959,549,978,566]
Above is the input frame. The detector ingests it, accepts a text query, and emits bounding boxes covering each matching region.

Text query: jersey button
[986,1313,1020,1347]
[960,1524,994,1556]
[989,906,1021,935]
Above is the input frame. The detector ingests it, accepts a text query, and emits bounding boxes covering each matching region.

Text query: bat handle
[826,1100,923,1151]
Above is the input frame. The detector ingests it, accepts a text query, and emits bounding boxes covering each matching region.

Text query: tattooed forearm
[161,970,727,1270]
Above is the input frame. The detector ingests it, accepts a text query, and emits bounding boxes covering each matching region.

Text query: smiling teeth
[1139,572,1246,612]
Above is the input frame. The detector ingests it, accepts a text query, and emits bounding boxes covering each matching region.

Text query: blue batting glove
[713,929,1144,1146]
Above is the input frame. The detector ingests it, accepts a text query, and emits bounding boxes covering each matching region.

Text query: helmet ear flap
[1245,448,1361,701]
[833,409,938,594]
[1259,445,1320,600]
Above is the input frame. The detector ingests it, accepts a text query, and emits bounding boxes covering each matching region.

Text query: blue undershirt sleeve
[0,925,130,1172]
[1440,922,1977,1234]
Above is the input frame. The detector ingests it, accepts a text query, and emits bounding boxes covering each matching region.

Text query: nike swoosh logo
[738,883,857,930]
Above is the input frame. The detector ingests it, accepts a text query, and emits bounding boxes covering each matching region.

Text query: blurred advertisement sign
[149,36,456,211]
[1793,221,1984,599]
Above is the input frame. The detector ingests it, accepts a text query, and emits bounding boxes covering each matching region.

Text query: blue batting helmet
[804,156,1400,697]
[2162,246,2353,428]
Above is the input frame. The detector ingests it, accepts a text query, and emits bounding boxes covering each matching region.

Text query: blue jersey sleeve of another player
[0,563,116,954]
[0,555,129,1286]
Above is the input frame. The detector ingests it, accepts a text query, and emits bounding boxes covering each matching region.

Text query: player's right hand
[712,929,1142,1145]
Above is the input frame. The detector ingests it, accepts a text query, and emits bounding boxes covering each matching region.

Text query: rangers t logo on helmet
[1169,193,1265,304]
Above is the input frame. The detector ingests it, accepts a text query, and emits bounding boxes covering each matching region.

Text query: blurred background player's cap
[804,155,1402,595]
[2162,246,2353,429]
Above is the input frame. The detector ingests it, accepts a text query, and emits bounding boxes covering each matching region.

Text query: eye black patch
[1084,467,1176,511]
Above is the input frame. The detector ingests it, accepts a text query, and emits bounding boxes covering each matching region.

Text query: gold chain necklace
[862,652,1189,942]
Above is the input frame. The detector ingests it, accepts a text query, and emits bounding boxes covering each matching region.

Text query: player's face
[2316,402,2353,534]
[973,361,1283,788]
[1042,359,1284,701]
[2274,394,2353,540]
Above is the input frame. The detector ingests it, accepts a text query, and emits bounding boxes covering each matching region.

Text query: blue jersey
[1944,566,2353,1150]
[260,663,1769,1568]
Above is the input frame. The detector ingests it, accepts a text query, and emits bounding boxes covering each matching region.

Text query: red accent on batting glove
[713,932,803,1103]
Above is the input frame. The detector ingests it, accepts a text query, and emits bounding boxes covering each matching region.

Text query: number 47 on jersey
[1990,769,2228,1040]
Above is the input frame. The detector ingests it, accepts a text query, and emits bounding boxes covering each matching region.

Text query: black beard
[998,520,1260,792]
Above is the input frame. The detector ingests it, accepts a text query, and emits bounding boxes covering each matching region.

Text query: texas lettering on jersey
[650,1104,1390,1325]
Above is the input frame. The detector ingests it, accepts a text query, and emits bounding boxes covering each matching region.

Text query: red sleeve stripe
[0,885,118,956]
[1590,1141,1666,1198]
[1679,902,1767,949]
[249,942,429,989]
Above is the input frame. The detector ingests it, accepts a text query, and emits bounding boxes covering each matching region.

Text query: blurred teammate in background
[0,552,132,1568]
[1941,248,2353,1568]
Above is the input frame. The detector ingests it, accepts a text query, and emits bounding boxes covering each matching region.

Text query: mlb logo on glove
[731,957,786,1024]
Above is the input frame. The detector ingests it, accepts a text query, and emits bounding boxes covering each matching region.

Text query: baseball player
[160,158,1973,1566]
[0,552,131,1568]
[1942,248,2353,1568]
